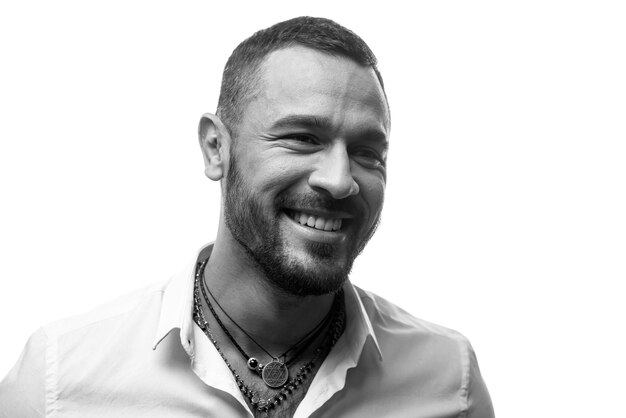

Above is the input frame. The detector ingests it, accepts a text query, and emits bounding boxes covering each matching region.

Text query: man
[0,17,494,417]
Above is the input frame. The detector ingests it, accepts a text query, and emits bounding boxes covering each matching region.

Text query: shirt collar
[152,244,212,350]
[344,282,384,361]
[152,243,383,361]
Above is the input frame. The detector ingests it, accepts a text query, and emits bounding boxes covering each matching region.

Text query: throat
[208,271,338,350]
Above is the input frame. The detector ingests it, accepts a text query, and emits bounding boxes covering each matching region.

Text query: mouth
[284,209,347,232]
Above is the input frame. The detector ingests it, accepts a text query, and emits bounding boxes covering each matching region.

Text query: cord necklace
[200,273,336,387]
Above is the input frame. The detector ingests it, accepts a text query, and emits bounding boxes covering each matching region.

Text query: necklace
[201,275,337,388]
[192,258,346,415]
[203,278,333,364]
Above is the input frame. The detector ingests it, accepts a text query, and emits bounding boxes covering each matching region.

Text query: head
[200,17,390,297]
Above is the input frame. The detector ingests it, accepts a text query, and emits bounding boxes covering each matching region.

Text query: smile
[286,210,343,232]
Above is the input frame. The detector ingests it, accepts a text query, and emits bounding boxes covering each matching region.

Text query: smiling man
[0,17,494,418]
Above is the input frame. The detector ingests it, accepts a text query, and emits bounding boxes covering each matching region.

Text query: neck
[203,230,337,353]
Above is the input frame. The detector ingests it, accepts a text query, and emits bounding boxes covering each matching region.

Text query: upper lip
[284,207,354,219]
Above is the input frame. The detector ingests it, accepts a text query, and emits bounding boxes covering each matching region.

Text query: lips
[278,192,361,235]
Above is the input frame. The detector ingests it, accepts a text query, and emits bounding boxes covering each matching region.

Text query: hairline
[220,44,389,139]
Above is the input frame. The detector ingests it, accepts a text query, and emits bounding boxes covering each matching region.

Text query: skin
[198,46,390,355]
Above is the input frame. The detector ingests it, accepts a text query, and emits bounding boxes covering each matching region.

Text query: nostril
[349,181,360,196]
[308,174,359,200]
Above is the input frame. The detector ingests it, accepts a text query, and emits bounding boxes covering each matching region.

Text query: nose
[308,144,360,199]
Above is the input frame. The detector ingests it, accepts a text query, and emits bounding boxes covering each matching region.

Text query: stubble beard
[223,153,380,297]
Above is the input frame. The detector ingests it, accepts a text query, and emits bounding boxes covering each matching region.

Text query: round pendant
[261,359,289,388]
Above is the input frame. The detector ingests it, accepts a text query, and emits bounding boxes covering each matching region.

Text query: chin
[267,267,349,297]
[259,246,353,297]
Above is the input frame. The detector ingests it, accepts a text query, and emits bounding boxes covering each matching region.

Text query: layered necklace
[192,258,346,415]
[202,276,336,388]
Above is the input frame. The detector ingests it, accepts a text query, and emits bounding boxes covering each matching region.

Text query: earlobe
[198,113,230,181]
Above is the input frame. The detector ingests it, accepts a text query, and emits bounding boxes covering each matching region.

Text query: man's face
[223,46,389,296]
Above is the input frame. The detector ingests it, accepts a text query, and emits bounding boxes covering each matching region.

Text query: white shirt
[0,244,494,417]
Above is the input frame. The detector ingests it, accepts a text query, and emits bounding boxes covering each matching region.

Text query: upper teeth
[292,211,342,231]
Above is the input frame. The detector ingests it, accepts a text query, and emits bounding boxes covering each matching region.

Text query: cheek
[358,176,386,220]
[245,157,308,197]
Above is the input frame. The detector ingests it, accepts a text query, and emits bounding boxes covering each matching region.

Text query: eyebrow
[269,114,389,147]
[270,114,333,130]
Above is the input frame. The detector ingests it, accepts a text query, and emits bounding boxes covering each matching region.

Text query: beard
[223,152,380,297]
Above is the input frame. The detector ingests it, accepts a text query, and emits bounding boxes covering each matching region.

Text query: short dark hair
[216,16,386,137]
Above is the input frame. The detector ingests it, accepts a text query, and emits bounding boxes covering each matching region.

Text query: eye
[351,148,386,169]
[277,133,322,153]
[283,133,319,145]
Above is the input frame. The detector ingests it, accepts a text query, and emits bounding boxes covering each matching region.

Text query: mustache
[276,192,364,217]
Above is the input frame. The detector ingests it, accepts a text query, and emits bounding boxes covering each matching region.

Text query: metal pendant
[261,359,289,388]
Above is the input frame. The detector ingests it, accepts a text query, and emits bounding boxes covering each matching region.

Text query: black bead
[247,357,259,370]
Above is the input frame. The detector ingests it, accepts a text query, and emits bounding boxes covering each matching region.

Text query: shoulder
[42,280,168,342]
[354,285,470,344]
[352,285,494,417]
[0,280,173,416]
[7,280,170,372]
[353,284,476,380]
[0,283,163,416]
[0,327,48,416]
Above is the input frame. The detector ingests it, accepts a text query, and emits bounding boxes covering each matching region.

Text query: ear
[198,113,231,181]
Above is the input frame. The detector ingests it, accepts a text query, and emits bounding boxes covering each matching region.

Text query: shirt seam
[43,328,58,418]
[41,291,165,418]
[457,337,470,418]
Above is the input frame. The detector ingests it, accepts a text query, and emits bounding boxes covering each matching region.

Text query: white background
[1,1,625,416]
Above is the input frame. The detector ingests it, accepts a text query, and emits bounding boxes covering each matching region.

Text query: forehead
[244,46,390,134]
